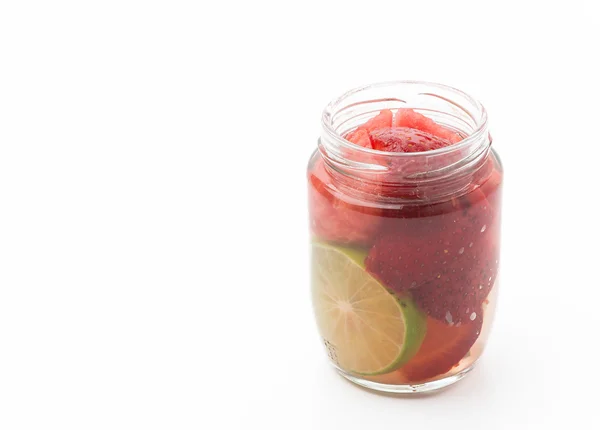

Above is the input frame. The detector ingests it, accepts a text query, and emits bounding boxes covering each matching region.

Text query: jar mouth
[321,80,488,159]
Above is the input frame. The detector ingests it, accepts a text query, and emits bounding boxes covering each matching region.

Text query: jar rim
[321,80,488,158]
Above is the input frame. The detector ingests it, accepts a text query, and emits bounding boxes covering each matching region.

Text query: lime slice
[311,242,426,375]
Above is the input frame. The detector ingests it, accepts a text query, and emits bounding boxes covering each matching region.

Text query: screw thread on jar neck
[318,81,491,204]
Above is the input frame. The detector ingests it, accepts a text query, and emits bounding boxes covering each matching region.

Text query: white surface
[1,1,599,429]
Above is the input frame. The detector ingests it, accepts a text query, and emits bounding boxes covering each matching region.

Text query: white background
[1,1,599,429]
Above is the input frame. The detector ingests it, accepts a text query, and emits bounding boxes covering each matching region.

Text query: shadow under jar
[307,81,502,393]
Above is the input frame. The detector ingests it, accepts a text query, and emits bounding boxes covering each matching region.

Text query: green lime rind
[311,241,427,376]
[381,294,428,374]
[351,294,426,376]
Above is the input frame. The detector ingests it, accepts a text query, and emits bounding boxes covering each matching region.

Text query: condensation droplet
[445,311,453,325]
[470,312,477,321]
[481,225,487,233]
[458,247,464,254]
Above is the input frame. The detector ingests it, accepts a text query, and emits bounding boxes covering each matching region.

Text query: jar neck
[318,81,491,204]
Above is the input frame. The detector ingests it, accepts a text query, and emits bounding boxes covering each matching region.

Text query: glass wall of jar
[308,81,502,393]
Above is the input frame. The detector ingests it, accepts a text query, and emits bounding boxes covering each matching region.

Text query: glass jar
[307,81,502,393]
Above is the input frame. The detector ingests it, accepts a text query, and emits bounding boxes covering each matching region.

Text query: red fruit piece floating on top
[370,127,454,153]
[345,129,372,148]
[360,109,393,132]
[308,159,381,246]
[344,110,393,148]
[394,108,462,143]
[399,311,483,382]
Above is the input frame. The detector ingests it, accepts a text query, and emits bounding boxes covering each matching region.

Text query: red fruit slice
[394,108,462,143]
[477,160,503,213]
[399,311,483,382]
[366,178,499,324]
[359,109,393,132]
[411,239,498,325]
[345,128,372,148]
[370,127,454,153]
[365,201,460,292]
[365,190,492,290]
[462,159,503,249]
[343,110,391,149]
[407,169,500,325]
[405,164,501,325]
[308,159,381,246]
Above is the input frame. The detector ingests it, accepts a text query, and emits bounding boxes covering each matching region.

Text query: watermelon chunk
[345,129,372,148]
[360,109,393,132]
[344,110,392,149]
[394,108,462,143]
[308,159,381,246]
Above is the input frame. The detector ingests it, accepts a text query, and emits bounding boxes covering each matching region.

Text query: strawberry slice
[366,174,499,323]
[364,203,460,292]
[394,108,462,143]
[365,189,493,291]
[407,164,503,325]
[308,159,381,246]
[407,165,501,325]
[399,311,483,382]
[369,127,454,153]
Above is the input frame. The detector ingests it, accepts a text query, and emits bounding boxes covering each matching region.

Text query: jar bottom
[336,363,477,394]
